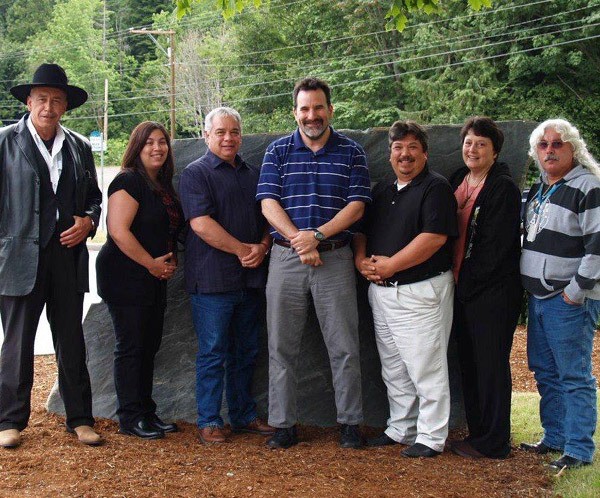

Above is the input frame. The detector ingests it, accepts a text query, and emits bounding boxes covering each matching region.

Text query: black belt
[273,239,348,252]
[374,271,447,287]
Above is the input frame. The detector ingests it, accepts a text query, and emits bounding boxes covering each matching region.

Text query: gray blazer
[0,114,102,296]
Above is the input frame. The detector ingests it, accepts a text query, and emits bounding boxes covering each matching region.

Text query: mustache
[544,154,560,161]
[303,119,323,125]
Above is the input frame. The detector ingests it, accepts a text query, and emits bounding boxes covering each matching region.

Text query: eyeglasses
[537,140,566,150]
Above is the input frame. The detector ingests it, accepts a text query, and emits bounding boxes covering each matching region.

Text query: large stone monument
[48,121,536,428]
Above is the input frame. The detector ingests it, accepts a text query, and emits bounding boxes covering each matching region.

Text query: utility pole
[129,29,176,138]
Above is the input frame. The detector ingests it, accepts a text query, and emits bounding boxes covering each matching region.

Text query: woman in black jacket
[96,122,184,439]
[448,116,522,459]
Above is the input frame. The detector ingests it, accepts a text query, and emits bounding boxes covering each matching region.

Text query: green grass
[512,392,600,497]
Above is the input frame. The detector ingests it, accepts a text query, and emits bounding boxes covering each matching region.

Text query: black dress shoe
[340,424,363,449]
[119,419,165,439]
[366,432,398,447]
[548,455,590,471]
[147,414,178,433]
[401,442,441,458]
[267,426,298,449]
[520,440,559,455]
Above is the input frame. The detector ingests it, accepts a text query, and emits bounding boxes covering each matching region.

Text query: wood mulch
[2,325,597,497]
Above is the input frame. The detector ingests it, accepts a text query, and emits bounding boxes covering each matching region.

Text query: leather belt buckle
[317,240,336,252]
[273,238,348,252]
[317,240,347,252]
[376,280,398,288]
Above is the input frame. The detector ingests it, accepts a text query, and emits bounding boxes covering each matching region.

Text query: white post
[100,78,109,230]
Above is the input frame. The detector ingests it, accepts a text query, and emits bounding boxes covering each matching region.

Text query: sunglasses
[537,140,566,150]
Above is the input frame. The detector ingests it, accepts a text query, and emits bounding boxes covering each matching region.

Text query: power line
[1,1,591,106]
[0,0,320,64]
[0,0,595,126]
[50,31,599,123]
[172,13,597,90]
[204,0,557,59]
[174,3,595,71]
[0,0,559,69]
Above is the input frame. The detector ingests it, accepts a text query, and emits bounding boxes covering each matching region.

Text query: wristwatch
[314,230,325,241]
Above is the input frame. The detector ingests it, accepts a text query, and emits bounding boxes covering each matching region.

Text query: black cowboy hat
[10,63,88,111]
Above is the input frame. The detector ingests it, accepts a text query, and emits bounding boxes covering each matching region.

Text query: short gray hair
[204,107,242,133]
[528,118,600,180]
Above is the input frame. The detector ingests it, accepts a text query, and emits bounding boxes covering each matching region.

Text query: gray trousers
[266,244,363,428]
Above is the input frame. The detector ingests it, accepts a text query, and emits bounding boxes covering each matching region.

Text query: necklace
[459,172,486,209]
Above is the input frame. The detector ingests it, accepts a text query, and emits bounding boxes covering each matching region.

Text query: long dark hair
[121,121,176,196]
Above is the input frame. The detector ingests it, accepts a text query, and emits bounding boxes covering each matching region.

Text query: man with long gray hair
[179,107,274,444]
[520,118,600,470]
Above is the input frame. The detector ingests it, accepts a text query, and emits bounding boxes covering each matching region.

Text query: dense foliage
[0,0,597,163]
[175,0,494,31]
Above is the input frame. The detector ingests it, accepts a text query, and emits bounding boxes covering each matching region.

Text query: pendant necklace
[459,172,486,209]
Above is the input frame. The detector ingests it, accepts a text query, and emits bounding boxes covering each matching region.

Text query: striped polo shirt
[256,127,371,242]
[521,165,600,302]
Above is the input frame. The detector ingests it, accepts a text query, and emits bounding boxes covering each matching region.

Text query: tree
[176,31,225,136]
[3,0,57,44]
[25,0,138,138]
[175,0,493,31]
[1,0,593,151]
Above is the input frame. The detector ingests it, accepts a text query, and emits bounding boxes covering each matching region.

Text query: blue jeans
[191,289,262,429]
[527,294,600,462]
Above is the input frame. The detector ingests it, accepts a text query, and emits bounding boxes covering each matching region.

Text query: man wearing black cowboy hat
[0,63,102,448]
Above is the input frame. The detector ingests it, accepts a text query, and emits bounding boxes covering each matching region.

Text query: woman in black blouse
[96,122,184,439]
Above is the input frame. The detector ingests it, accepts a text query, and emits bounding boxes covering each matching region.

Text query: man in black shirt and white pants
[353,120,457,458]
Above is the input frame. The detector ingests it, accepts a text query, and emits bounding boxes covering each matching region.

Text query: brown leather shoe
[69,425,103,446]
[0,429,20,448]
[450,440,485,459]
[199,426,226,444]
[232,418,276,435]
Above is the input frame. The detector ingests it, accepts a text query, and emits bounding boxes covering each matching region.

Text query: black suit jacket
[0,114,102,296]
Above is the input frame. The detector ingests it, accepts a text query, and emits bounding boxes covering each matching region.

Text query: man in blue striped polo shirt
[256,77,371,449]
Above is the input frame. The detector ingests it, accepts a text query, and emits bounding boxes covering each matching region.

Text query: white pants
[368,271,454,452]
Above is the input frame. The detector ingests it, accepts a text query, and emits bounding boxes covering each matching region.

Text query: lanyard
[527,180,565,242]
[534,180,564,213]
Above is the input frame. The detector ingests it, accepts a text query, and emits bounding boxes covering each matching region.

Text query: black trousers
[107,303,164,429]
[0,235,94,431]
[452,278,522,458]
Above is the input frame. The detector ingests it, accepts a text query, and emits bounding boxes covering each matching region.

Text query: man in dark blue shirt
[179,107,274,444]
